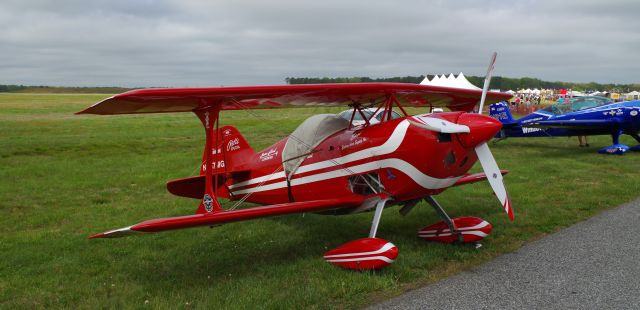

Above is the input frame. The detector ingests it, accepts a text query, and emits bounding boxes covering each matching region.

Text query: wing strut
[364,93,409,127]
[194,104,223,214]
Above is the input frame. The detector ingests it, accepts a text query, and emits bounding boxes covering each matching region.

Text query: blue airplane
[489,96,640,154]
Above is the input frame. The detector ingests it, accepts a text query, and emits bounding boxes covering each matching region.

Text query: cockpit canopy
[282,114,349,177]
[543,96,611,115]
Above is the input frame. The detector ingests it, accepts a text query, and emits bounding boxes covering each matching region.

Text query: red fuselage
[225,112,500,206]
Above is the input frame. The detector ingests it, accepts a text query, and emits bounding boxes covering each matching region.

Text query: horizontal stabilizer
[166,175,229,199]
[89,197,365,238]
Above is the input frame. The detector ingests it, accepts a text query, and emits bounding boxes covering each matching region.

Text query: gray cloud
[1,0,639,87]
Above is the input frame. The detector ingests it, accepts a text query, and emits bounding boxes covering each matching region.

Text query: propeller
[477,52,497,115]
[474,52,514,221]
[475,142,513,220]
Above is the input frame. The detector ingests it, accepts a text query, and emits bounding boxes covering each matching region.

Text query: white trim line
[420,220,489,234]
[326,256,395,263]
[228,120,411,190]
[323,242,396,259]
[419,231,489,238]
[230,158,462,195]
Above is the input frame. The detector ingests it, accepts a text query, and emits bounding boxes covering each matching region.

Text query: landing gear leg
[424,196,463,243]
[369,197,390,238]
[324,197,398,270]
[598,129,629,155]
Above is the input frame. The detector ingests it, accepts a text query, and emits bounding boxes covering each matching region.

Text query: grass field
[2,93,640,309]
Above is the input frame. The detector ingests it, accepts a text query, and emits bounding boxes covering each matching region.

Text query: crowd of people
[511,94,542,106]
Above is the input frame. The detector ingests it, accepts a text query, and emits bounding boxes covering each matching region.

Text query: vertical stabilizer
[199,125,255,175]
[489,102,516,124]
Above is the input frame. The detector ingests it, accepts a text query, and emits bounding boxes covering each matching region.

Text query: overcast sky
[1,0,639,87]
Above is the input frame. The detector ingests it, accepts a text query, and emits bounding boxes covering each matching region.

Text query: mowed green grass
[2,93,640,309]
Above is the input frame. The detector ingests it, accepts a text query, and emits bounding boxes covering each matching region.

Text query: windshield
[375,110,402,121]
[541,103,572,115]
[570,97,610,111]
[542,97,611,115]
[543,96,611,115]
[339,110,374,121]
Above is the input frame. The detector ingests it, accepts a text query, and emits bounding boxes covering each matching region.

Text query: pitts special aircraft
[80,55,513,270]
[489,96,640,154]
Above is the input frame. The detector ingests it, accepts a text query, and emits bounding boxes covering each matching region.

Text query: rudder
[489,101,516,124]
[200,125,255,175]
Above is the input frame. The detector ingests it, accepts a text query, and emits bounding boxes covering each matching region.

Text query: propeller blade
[477,52,497,115]
[474,142,514,221]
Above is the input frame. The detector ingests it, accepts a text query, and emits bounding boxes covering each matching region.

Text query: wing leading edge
[89,197,365,238]
[77,83,511,115]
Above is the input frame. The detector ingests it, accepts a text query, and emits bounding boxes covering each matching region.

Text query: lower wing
[90,197,365,238]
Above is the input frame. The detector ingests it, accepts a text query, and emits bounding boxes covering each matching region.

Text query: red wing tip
[88,226,137,239]
[75,107,96,115]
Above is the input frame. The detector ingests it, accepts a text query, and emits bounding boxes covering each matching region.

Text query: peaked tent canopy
[420,72,481,91]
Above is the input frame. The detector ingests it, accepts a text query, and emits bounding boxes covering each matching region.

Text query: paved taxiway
[371,198,640,309]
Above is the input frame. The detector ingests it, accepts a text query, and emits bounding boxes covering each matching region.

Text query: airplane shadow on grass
[119,200,491,289]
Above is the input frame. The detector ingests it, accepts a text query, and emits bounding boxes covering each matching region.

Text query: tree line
[0,85,132,93]
[286,76,640,92]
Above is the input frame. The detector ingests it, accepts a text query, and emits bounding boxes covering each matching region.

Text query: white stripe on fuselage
[230,158,462,195]
[229,120,411,190]
[228,119,462,196]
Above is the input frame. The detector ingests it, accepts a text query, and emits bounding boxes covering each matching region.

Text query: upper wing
[526,118,619,130]
[89,196,366,238]
[77,83,511,115]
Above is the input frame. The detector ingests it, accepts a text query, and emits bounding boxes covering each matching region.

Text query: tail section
[200,125,255,175]
[489,101,516,124]
[167,126,254,201]
[167,175,229,199]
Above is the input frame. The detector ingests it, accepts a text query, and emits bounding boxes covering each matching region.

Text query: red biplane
[80,57,513,270]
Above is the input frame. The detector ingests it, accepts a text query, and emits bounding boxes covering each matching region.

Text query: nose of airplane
[456,113,502,148]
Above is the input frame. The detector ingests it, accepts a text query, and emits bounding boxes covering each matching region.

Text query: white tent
[420,72,481,90]
[625,91,640,100]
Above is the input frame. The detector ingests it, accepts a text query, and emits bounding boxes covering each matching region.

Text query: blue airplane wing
[527,119,619,129]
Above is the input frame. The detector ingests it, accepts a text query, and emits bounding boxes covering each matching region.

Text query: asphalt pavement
[370,198,640,309]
